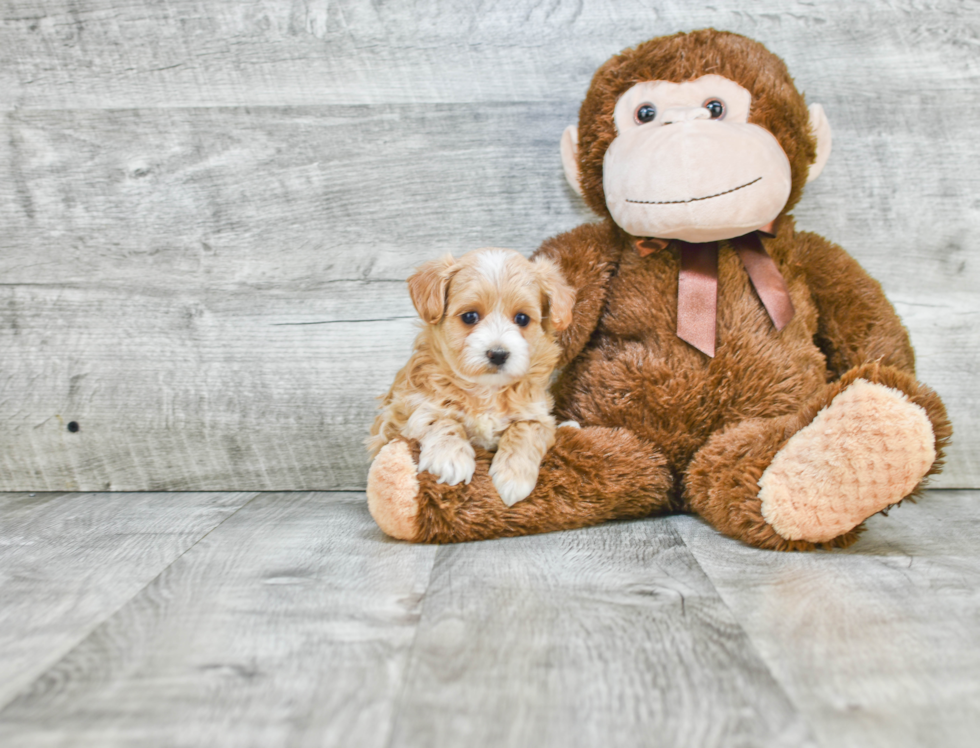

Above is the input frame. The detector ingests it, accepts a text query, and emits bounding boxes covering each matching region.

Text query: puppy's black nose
[487,348,510,367]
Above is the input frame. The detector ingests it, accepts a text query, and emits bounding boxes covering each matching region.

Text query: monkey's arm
[795,230,916,379]
[532,221,623,367]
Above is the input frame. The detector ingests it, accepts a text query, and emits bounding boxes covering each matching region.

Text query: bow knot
[635,222,794,357]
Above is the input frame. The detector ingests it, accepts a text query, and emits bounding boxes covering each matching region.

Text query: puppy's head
[408,248,575,386]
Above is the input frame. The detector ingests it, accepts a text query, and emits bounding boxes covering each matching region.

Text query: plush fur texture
[366,439,420,540]
[369,426,674,543]
[758,379,936,542]
[576,29,816,220]
[365,29,951,549]
[684,362,950,552]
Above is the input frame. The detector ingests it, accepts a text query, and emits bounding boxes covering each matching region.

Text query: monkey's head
[561,29,832,242]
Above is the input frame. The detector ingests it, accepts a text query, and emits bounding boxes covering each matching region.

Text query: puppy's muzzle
[486,348,510,367]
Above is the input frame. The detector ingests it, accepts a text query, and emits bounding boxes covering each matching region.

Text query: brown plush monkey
[367,29,951,551]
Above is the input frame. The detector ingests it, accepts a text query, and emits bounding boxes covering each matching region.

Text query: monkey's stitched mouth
[626,176,762,205]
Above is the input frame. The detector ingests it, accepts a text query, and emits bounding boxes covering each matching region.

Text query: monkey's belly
[554,333,826,471]
[553,237,828,470]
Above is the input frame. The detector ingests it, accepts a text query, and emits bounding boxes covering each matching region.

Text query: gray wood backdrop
[1,0,978,491]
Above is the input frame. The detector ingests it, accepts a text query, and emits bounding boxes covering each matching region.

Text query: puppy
[367,248,575,506]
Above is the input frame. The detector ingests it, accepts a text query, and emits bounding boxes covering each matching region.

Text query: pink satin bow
[635,221,794,357]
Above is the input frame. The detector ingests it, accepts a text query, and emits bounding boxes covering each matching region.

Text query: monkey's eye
[460,311,480,325]
[635,104,657,124]
[514,313,530,327]
[704,99,725,119]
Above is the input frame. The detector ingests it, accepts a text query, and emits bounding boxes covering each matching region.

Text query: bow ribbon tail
[676,241,719,357]
[731,233,795,331]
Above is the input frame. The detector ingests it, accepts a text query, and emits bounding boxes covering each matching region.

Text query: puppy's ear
[408,254,458,324]
[533,256,576,332]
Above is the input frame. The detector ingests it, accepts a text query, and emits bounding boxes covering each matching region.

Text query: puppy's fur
[368,248,575,506]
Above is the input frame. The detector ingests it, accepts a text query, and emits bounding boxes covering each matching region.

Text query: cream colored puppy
[367,248,575,506]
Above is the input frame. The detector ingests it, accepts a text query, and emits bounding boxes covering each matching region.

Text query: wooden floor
[0,490,977,747]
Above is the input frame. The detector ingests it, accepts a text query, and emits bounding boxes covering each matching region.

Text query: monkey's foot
[758,379,936,543]
[366,439,421,541]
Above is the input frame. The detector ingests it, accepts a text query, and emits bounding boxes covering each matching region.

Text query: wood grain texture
[0,282,418,490]
[1,1,977,110]
[389,520,815,748]
[0,491,438,748]
[0,490,255,709]
[672,489,980,748]
[0,102,584,287]
[1,489,979,745]
[1,0,978,490]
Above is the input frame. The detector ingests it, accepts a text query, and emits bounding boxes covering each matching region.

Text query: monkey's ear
[533,256,576,332]
[407,254,457,324]
[806,103,833,183]
[560,125,584,196]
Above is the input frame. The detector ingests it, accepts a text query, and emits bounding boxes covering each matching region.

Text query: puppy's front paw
[419,438,476,486]
[489,450,540,507]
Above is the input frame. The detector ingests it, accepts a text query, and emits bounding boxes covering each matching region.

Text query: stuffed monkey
[366,29,951,551]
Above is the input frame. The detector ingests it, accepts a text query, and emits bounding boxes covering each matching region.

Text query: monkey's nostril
[487,349,510,367]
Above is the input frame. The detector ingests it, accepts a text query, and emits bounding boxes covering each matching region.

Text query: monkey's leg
[684,363,951,552]
[367,425,673,543]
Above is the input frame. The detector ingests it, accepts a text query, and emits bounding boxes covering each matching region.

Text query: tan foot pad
[366,440,420,541]
[759,379,936,543]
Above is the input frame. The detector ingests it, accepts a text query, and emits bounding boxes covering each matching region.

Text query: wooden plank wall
[1,0,978,491]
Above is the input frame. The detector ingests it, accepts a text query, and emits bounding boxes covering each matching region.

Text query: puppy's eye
[460,311,479,325]
[514,313,530,327]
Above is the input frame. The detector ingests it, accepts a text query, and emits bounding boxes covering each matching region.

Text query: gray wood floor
[0,490,977,747]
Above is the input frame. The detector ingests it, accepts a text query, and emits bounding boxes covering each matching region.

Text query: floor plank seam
[381,543,444,748]
[0,491,265,716]
[666,516,820,742]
